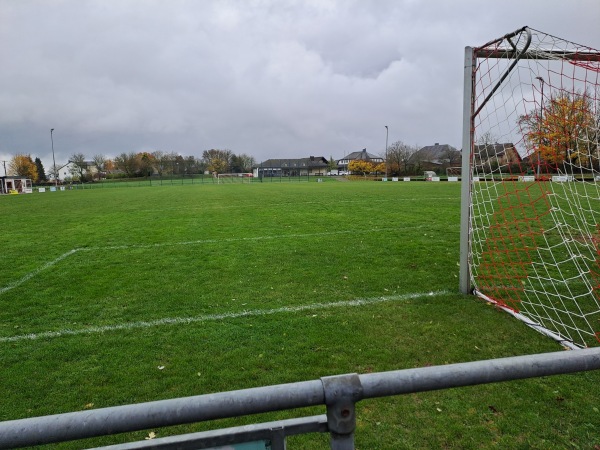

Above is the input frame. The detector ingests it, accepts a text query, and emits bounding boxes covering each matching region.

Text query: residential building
[408,143,460,174]
[474,143,521,168]
[253,156,329,177]
[63,160,99,181]
[337,149,383,174]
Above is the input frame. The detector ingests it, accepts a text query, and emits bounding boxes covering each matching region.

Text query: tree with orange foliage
[519,91,597,171]
[373,162,386,175]
[348,159,375,176]
[8,154,38,181]
[104,159,115,175]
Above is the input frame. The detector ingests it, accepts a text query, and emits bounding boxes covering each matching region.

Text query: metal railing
[1,348,600,449]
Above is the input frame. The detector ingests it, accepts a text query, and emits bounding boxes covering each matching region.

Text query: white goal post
[460,27,600,349]
[216,173,253,184]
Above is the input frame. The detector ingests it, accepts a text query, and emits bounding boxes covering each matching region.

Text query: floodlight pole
[384,126,389,178]
[50,128,57,186]
[535,77,544,177]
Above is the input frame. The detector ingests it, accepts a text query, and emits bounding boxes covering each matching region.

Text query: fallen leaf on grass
[145,432,156,440]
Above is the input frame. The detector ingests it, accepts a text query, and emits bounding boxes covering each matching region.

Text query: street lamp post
[535,77,545,177]
[50,128,57,186]
[384,125,389,178]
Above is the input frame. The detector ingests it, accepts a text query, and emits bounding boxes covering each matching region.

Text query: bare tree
[114,152,139,177]
[92,154,106,180]
[69,152,88,181]
[387,141,418,175]
[439,147,461,168]
[152,151,168,176]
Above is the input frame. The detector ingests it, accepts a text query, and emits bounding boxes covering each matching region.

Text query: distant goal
[460,27,600,348]
[446,167,462,177]
[216,173,254,184]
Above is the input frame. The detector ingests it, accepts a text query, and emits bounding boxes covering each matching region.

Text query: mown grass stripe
[1,225,455,295]
[0,290,449,344]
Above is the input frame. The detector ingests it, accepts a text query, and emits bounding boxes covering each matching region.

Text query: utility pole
[51,128,57,186]
[535,77,544,178]
[384,126,389,178]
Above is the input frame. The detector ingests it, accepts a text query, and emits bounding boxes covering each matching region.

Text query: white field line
[1,225,454,295]
[135,197,460,213]
[89,227,404,250]
[0,290,450,344]
[0,249,81,295]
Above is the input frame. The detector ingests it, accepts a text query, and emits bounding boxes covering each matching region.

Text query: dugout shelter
[0,176,33,194]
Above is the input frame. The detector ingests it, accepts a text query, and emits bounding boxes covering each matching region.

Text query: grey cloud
[0,0,599,171]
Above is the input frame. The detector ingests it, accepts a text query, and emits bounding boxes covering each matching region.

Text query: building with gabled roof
[253,156,329,177]
[337,149,383,174]
[474,143,521,167]
[408,143,460,173]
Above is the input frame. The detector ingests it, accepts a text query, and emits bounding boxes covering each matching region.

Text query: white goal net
[216,173,254,183]
[461,27,600,348]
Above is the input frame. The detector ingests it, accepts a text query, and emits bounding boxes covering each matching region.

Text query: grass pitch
[1,182,599,449]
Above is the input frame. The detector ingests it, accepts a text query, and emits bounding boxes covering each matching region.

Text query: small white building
[0,176,33,194]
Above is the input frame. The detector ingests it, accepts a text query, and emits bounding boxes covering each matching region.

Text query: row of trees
[73,149,256,181]
[5,143,452,182]
[3,149,256,183]
[5,91,596,182]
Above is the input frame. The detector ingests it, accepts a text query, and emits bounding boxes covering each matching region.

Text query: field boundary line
[136,197,460,213]
[88,227,410,250]
[1,226,453,295]
[0,290,451,343]
[0,249,81,295]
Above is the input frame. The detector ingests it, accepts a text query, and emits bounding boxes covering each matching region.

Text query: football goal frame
[216,173,254,183]
[460,26,600,349]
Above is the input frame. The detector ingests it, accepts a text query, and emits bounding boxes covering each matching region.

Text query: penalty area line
[0,290,450,344]
[0,249,81,296]
[0,227,410,296]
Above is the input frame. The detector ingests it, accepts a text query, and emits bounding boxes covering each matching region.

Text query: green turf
[1,182,599,449]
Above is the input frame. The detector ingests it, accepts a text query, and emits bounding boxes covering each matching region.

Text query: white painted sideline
[1,226,458,296]
[0,291,450,344]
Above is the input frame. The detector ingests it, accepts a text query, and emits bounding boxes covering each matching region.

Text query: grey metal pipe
[1,348,600,448]
[360,347,600,398]
[0,380,324,449]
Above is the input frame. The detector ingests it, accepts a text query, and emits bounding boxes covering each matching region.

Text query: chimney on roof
[434,143,439,146]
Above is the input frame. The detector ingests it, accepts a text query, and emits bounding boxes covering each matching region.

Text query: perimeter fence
[1,348,599,449]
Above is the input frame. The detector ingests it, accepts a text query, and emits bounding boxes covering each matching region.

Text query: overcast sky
[1,0,599,172]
